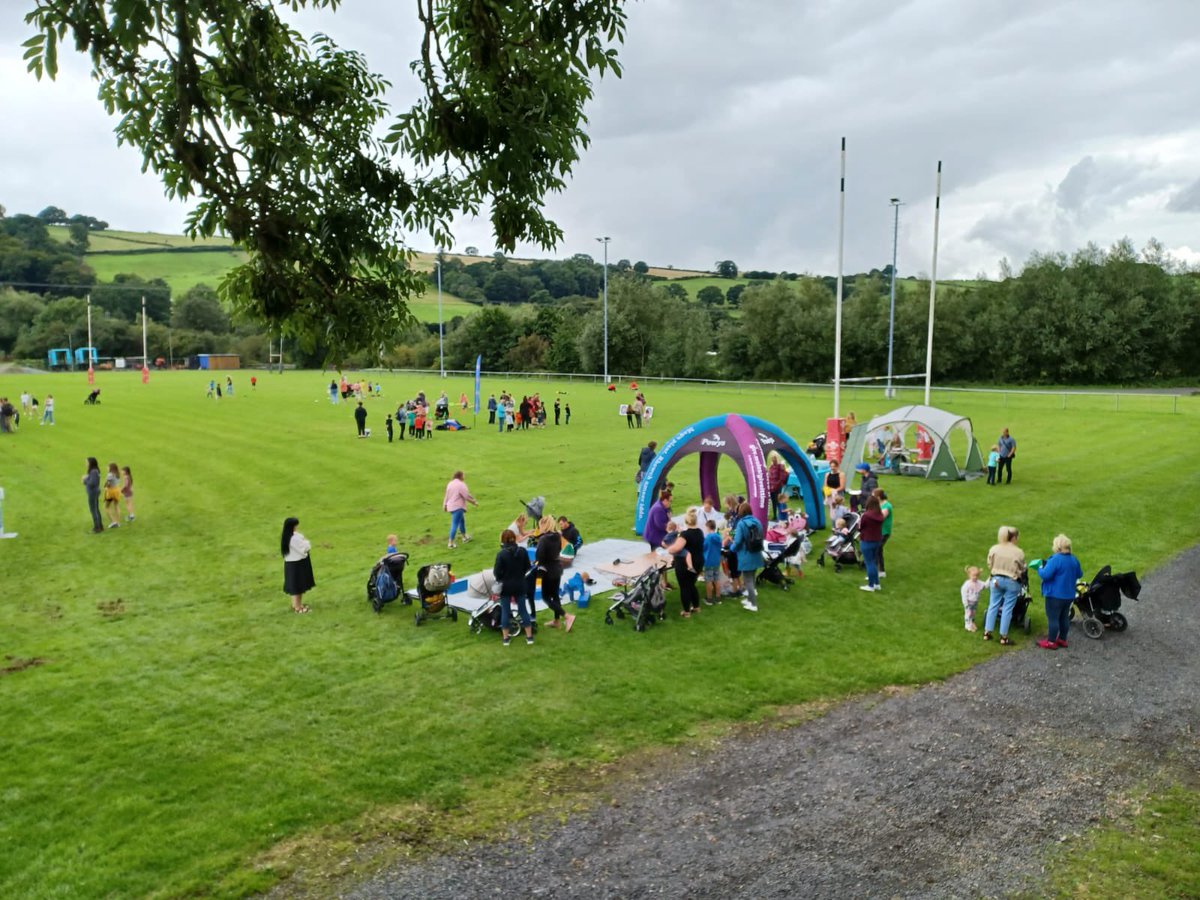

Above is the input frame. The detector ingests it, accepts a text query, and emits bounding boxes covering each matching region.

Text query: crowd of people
[962,524,1080,649]
[206,376,237,399]
[486,391,569,431]
[0,391,55,431]
[81,457,135,533]
[644,487,774,615]
[329,376,382,403]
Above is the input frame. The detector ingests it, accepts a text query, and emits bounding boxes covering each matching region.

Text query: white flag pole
[923,161,942,406]
[833,137,846,418]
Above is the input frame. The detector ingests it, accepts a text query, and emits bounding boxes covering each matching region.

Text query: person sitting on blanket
[507,513,538,544]
[557,516,582,550]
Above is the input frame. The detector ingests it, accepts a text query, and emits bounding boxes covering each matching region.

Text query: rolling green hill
[47,227,482,322]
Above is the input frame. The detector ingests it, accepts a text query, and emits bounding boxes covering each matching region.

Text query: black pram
[1007,567,1035,635]
[1073,565,1140,639]
[366,552,409,613]
[759,534,807,591]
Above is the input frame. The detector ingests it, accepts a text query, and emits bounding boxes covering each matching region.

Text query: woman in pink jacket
[443,470,479,549]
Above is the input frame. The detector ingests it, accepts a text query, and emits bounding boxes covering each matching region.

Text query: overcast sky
[3,0,1200,278]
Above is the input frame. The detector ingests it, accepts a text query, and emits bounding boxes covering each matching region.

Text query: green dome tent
[844,405,985,481]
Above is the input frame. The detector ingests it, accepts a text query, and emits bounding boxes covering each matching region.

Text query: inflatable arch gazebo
[634,414,826,535]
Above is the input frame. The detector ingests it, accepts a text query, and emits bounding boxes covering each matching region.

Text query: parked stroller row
[366,552,458,626]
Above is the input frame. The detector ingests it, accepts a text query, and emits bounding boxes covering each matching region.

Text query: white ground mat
[431,538,658,614]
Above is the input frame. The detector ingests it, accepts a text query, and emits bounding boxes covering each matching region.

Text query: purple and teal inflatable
[633,414,825,535]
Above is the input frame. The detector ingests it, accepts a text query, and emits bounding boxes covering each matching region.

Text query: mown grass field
[0,373,1197,897]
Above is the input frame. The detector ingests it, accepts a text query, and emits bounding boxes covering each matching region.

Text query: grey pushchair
[604,564,666,632]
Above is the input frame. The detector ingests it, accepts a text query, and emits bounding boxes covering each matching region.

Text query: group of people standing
[1,392,55,431]
[492,514,578,645]
[487,391,567,431]
[206,377,236,399]
[625,392,648,428]
[81,457,135,533]
[963,525,1082,649]
[329,376,381,403]
[644,489,766,615]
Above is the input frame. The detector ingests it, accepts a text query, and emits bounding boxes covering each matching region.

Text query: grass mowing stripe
[0,371,1197,895]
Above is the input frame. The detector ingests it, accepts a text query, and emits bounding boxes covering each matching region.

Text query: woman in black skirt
[281,517,315,613]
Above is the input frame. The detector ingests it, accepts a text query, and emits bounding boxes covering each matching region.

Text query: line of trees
[429,253,654,305]
[0,209,268,363]
[5,200,1196,384]
[392,238,1200,384]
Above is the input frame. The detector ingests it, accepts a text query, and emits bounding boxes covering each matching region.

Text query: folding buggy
[414,562,459,626]
[604,563,666,632]
[816,511,861,572]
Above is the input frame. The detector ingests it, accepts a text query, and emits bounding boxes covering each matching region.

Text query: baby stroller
[1008,568,1036,635]
[413,562,459,626]
[1072,565,1140,639]
[84,389,101,405]
[519,496,546,521]
[469,594,540,636]
[816,512,861,571]
[759,534,808,591]
[366,552,409,613]
[604,563,666,631]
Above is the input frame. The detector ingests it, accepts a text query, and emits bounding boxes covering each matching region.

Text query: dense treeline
[428,252,656,305]
[3,201,1196,383]
[397,238,1200,384]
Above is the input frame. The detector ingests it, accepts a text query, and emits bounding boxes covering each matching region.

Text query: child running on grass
[961,565,988,632]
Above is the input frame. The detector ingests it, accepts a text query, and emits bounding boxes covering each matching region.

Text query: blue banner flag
[473,355,482,414]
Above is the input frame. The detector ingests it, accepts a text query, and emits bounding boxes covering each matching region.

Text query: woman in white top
[695,496,723,530]
[281,517,315,613]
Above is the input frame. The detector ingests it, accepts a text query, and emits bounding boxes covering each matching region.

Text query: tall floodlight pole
[436,258,445,378]
[86,293,94,384]
[833,138,846,418]
[141,295,150,383]
[886,198,903,399]
[924,161,943,406]
[596,236,611,383]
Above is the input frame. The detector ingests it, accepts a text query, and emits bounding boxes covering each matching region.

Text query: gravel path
[346,547,1200,899]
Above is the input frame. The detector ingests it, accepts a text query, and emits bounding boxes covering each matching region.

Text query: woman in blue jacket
[727,501,764,612]
[1035,534,1083,650]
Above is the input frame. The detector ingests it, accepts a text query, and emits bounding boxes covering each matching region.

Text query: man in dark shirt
[997,428,1017,484]
[557,516,581,549]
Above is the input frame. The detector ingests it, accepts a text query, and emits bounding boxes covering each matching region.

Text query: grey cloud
[1167,178,1200,212]
[5,0,1200,278]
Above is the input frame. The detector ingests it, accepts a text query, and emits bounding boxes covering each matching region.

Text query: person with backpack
[494,529,534,646]
[727,501,764,612]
